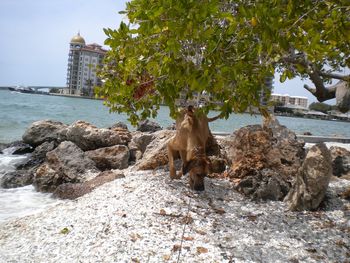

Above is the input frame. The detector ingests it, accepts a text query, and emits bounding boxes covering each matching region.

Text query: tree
[309,102,337,113]
[97,0,350,125]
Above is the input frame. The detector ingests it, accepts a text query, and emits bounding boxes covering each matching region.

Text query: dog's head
[183,157,210,191]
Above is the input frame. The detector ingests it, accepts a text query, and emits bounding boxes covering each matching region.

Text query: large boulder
[109,122,128,130]
[86,145,130,171]
[4,141,33,155]
[1,141,58,189]
[33,141,98,192]
[22,120,68,147]
[329,146,350,178]
[137,119,162,133]
[17,141,58,170]
[128,132,155,162]
[226,116,305,201]
[135,130,175,170]
[284,143,333,211]
[66,121,131,151]
[0,170,33,188]
[53,170,125,199]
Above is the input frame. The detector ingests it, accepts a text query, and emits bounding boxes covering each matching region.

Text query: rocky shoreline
[0,117,350,262]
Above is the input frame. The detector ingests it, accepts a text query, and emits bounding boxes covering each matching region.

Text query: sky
[0,0,335,105]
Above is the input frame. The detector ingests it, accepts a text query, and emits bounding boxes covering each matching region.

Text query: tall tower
[66,32,106,96]
[66,32,86,95]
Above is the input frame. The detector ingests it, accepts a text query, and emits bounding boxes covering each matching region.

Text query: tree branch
[318,72,350,81]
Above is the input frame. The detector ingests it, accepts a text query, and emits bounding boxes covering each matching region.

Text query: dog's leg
[167,143,179,179]
[179,150,187,176]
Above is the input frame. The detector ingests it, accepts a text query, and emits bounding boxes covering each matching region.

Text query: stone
[5,141,33,155]
[0,170,33,188]
[137,119,162,133]
[17,141,58,170]
[53,170,125,200]
[226,116,305,201]
[329,146,350,178]
[284,143,333,211]
[109,122,128,130]
[22,120,68,147]
[208,156,227,174]
[86,145,130,171]
[128,131,155,162]
[66,120,131,151]
[135,130,175,170]
[33,141,98,193]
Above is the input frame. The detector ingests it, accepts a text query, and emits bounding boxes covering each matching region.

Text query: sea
[1,89,350,223]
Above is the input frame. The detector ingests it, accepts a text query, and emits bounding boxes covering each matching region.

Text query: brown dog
[167,106,221,191]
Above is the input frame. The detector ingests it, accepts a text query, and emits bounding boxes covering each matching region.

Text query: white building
[65,33,107,96]
[271,93,308,108]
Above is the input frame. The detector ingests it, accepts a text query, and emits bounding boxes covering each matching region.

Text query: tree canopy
[97,0,350,124]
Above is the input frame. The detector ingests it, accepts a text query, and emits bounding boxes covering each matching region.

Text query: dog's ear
[182,159,196,175]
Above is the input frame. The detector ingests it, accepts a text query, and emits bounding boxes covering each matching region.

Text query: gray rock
[137,119,162,133]
[17,141,58,169]
[329,146,350,178]
[5,141,33,155]
[53,170,125,200]
[86,145,130,171]
[128,131,155,162]
[34,141,98,192]
[226,117,305,201]
[66,120,131,151]
[284,143,333,211]
[135,130,175,170]
[0,170,33,188]
[109,122,128,130]
[22,120,68,147]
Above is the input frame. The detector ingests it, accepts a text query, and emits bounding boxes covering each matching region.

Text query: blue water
[0,89,350,143]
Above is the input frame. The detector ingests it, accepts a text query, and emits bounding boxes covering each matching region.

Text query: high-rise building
[65,32,107,96]
[271,93,308,108]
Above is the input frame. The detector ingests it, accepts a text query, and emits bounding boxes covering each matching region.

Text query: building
[271,93,308,109]
[65,32,107,96]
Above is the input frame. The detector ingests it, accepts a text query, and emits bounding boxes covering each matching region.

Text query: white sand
[0,166,349,263]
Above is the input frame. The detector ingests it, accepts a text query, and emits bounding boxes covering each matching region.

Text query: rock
[340,187,350,200]
[53,170,125,199]
[226,116,305,201]
[0,170,33,188]
[329,146,350,178]
[135,130,175,170]
[166,123,176,130]
[284,143,333,211]
[109,122,128,130]
[0,143,7,153]
[208,156,226,174]
[5,141,33,155]
[86,145,130,171]
[66,120,131,151]
[33,141,98,192]
[16,141,58,170]
[137,119,162,133]
[22,120,68,147]
[128,132,155,162]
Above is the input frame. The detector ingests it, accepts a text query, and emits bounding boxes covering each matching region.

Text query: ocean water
[0,147,60,222]
[1,89,350,144]
[1,89,350,223]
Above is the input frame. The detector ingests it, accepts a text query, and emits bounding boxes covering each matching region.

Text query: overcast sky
[0,0,335,104]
